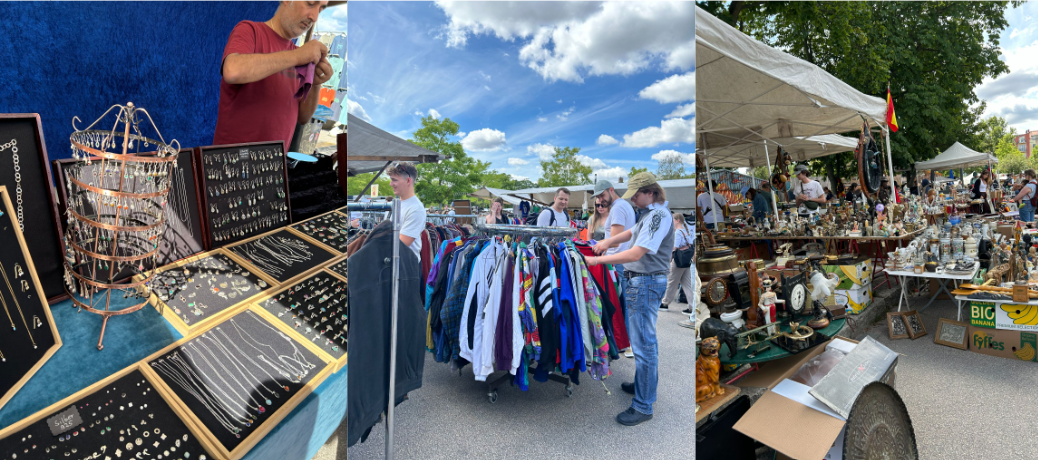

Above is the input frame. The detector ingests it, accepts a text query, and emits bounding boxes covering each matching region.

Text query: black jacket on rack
[346,221,426,447]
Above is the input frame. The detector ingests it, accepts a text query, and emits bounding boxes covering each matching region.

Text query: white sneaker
[624,348,634,358]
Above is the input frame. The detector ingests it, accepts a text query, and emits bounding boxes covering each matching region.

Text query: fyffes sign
[972,330,1004,351]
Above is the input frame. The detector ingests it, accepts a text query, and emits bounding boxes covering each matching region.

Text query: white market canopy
[470,186,523,206]
[701,134,860,169]
[695,6,888,154]
[504,179,698,211]
[344,113,446,176]
[915,142,998,171]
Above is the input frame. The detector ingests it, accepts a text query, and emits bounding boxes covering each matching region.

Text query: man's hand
[593,240,611,255]
[297,39,328,66]
[313,56,333,86]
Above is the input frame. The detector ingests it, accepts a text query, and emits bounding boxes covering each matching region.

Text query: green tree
[698,1,1012,169]
[537,146,592,187]
[628,166,649,178]
[409,116,487,206]
[656,156,687,180]
[345,172,391,197]
[750,166,771,180]
[976,115,1015,154]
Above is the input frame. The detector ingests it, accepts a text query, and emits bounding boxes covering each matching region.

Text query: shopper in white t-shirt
[697,180,726,230]
[792,164,826,215]
[591,180,636,256]
[536,188,571,227]
[387,162,426,258]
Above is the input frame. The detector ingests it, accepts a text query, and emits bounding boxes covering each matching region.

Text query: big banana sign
[970,301,1038,332]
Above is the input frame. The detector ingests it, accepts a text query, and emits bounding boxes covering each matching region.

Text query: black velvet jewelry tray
[0,186,62,413]
[0,366,214,460]
[327,257,347,279]
[225,228,337,284]
[135,249,278,335]
[145,309,330,455]
[195,142,292,249]
[254,269,348,370]
[0,115,67,302]
[289,210,349,254]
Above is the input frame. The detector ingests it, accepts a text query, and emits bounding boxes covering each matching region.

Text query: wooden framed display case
[326,255,347,279]
[0,114,68,302]
[224,227,338,285]
[53,146,208,268]
[0,186,63,412]
[132,248,279,336]
[249,267,348,373]
[0,363,218,460]
[287,209,349,255]
[195,141,292,250]
[140,308,333,460]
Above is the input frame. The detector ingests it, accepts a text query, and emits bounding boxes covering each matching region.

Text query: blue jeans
[624,272,666,415]
[1021,202,1035,222]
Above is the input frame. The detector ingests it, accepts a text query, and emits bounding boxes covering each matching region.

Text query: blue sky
[344,1,694,183]
[977,1,1038,133]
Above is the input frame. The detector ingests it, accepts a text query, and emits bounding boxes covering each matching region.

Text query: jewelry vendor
[214,1,333,148]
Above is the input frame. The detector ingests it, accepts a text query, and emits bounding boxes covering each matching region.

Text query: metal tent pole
[763,140,779,223]
[884,129,896,203]
[703,153,721,231]
[386,197,401,460]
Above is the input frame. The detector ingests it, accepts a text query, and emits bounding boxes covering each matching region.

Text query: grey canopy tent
[504,179,698,212]
[915,142,998,171]
[345,113,446,200]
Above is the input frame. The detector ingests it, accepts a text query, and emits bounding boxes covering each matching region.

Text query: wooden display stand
[133,248,280,336]
[0,186,62,412]
[249,268,349,373]
[139,309,334,460]
[224,227,338,285]
[696,384,741,424]
[286,208,349,256]
[453,199,473,225]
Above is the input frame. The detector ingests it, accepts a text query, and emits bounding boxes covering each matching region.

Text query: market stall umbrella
[470,186,523,206]
[505,179,698,212]
[915,142,998,171]
[702,134,860,169]
[344,113,446,176]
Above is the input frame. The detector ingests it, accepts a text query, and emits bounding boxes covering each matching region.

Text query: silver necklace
[190,340,267,414]
[151,356,245,435]
[0,139,24,231]
[204,332,280,403]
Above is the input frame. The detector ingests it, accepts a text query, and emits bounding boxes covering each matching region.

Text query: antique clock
[780,271,809,317]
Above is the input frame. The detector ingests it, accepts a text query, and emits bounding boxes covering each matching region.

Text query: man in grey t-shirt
[587,172,674,427]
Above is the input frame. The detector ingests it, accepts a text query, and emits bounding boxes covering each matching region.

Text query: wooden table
[696,384,741,423]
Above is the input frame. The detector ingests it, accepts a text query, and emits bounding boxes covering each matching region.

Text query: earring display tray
[134,249,278,336]
[144,309,331,459]
[225,228,337,285]
[0,365,214,460]
[195,142,291,249]
[289,210,349,254]
[252,269,348,373]
[0,114,67,301]
[0,186,62,413]
[327,257,347,279]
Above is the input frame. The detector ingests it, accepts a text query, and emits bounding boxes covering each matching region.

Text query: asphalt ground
[323,306,696,460]
[863,299,1038,459]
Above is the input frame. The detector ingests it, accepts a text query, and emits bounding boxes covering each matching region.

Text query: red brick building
[1015,129,1038,158]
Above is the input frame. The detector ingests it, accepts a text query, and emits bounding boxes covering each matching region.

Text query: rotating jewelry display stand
[62,102,179,350]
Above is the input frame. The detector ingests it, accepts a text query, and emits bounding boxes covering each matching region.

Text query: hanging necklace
[1,138,25,231]
[0,262,35,348]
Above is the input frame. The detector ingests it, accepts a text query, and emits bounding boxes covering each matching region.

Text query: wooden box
[224,227,338,285]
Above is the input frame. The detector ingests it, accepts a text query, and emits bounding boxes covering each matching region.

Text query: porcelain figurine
[696,338,724,403]
[758,279,782,335]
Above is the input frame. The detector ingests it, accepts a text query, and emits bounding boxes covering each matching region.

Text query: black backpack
[1028,181,1038,209]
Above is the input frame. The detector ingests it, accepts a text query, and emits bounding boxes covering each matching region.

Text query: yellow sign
[371,184,379,196]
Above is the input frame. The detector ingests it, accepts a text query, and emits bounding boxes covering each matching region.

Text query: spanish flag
[887,88,899,133]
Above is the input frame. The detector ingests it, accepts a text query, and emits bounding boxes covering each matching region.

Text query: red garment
[214,20,301,149]
[319,87,336,107]
[576,245,631,351]
[419,230,432,303]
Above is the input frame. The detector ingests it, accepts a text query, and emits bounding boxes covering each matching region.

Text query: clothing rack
[426,214,479,218]
[387,198,402,460]
[468,222,580,403]
[346,202,392,211]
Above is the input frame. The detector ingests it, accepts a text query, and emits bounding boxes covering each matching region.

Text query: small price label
[46,405,83,437]
[239,149,250,159]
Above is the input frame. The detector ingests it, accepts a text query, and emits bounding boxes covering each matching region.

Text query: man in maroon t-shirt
[214,1,332,149]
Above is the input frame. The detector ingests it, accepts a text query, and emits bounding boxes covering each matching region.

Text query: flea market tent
[915,142,998,171]
[470,186,523,206]
[701,134,860,169]
[344,113,446,176]
[504,179,698,212]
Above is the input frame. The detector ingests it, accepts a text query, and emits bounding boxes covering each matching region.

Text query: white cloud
[414,111,423,117]
[639,72,695,104]
[437,2,695,83]
[428,108,442,119]
[354,94,368,101]
[651,149,695,164]
[592,167,628,182]
[622,118,695,148]
[457,131,466,138]
[510,174,528,181]
[317,6,347,33]
[484,85,491,91]
[665,103,695,119]
[346,99,372,122]
[479,71,492,81]
[1010,26,1035,39]
[978,3,1038,131]
[507,157,529,166]
[461,128,507,151]
[575,154,609,169]
[596,134,619,146]
[366,92,385,104]
[537,117,548,122]
[527,143,556,160]
[557,99,563,104]
[557,105,575,121]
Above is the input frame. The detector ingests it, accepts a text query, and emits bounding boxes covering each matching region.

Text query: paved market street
[863,299,1038,459]
[324,307,695,460]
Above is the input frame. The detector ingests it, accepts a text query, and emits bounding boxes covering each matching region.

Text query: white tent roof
[915,142,998,170]
[504,179,698,211]
[696,6,887,153]
[344,113,446,176]
[701,134,860,169]
[470,186,523,206]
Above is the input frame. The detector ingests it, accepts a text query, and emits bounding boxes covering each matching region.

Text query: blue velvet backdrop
[0,2,278,159]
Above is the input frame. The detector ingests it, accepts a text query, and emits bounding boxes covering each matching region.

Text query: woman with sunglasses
[588,198,611,240]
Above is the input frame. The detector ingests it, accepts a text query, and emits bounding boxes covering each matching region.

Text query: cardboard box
[733,337,894,460]
[970,300,1038,333]
[967,325,1038,362]
[929,278,954,300]
[823,257,871,290]
[838,284,873,315]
